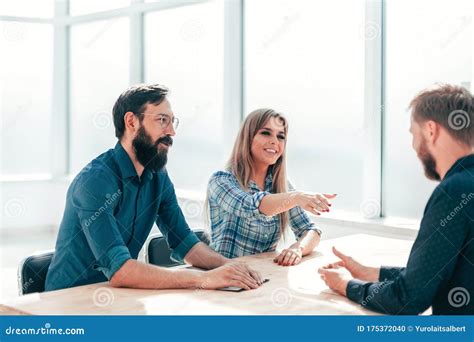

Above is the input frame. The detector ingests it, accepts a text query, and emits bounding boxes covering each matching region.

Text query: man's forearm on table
[184,242,229,269]
[110,259,203,289]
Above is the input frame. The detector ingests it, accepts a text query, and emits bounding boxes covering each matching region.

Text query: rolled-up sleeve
[72,177,131,280]
[207,171,271,218]
[288,206,322,239]
[156,171,200,262]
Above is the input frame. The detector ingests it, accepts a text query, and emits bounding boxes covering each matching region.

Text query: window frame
[0,0,394,223]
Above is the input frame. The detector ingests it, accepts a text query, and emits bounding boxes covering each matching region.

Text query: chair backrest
[17,249,54,295]
[146,229,210,267]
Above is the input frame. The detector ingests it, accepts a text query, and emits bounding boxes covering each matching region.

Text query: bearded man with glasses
[46,84,262,292]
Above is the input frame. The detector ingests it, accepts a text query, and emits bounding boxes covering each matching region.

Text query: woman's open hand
[296,193,337,215]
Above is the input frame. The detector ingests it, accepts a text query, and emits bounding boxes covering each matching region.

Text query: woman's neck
[251,163,269,189]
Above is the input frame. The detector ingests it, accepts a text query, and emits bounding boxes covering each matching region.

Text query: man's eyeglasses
[141,113,180,131]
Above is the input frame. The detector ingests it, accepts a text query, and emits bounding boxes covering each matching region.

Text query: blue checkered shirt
[207,170,321,258]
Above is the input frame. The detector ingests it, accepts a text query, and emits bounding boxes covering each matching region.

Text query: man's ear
[425,120,440,145]
[124,112,139,135]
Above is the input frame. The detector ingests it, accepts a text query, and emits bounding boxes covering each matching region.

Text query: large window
[0,0,53,18]
[245,0,366,213]
[1,0,472,225]
[0,22,53,176]
[384,0,473,219]
[145,0,225,192]
[69,18,130,174]
[69,0,131,16]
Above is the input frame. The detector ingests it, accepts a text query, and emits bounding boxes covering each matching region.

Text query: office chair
[17,249,54,295]
[146,228,210,267]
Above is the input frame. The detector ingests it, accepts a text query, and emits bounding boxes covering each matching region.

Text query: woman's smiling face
[251,116,287,167]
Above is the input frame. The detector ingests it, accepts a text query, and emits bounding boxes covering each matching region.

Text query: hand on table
[199,261,263,290]
[273,247,303,266]
[317,263,352,296]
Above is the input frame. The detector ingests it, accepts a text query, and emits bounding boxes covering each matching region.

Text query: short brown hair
[409,84,473,147]
[112,84,169,139]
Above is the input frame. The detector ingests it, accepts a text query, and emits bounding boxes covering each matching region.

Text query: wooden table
[0,304,30,315]
[2,234,413,315]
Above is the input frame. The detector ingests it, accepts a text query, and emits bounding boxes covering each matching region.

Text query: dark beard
[418,139,441,181]
[132,125,173,172]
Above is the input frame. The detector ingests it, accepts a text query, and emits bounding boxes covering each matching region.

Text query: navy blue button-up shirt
[347,154,474,315]
[45,142,200,291]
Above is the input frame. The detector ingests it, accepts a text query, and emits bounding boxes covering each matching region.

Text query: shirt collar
[114,142,138,179]
[444,153,474,180]
[249,168,274,191]
[264,171,273,190]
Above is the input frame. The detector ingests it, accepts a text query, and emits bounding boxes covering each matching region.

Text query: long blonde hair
[225,108,289,234]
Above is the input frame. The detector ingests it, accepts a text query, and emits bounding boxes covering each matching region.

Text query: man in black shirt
[319,84,474,315]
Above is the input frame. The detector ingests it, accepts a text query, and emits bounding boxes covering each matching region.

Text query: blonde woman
[207,108,336,266]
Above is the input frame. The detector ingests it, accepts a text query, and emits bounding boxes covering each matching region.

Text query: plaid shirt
[207,170,321,258]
